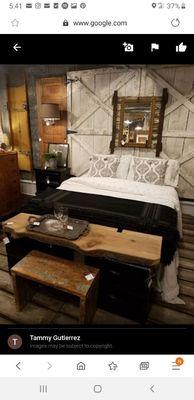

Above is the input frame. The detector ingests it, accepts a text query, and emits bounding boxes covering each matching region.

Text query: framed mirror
[110,89,168,155]
[120,99,155,148]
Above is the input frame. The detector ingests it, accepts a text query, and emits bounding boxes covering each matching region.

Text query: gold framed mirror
[119,98,155,148]
[110,89,168,155]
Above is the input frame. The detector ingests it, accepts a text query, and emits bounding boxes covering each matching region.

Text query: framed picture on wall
[48,143,69,167]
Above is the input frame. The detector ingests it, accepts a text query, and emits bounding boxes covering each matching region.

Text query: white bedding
[58,177,184,305]
[59,176,180,215]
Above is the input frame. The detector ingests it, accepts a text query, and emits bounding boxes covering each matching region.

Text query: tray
[26,214,90,240]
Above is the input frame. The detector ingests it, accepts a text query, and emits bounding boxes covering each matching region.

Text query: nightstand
[34,167,70,194]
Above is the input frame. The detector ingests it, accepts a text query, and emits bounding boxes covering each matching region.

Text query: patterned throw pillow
[88,154,120,178]
[132,158,168,185]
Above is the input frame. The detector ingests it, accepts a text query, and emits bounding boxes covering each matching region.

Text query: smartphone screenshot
[0,0,194,398]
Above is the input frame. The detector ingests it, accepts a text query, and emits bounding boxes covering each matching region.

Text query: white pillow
[164,159,180,187]
[88,154,120,178]
[116,155,132,179]
[127,156,168,185]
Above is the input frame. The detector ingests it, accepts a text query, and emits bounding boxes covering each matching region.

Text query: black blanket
[22,188,179,266]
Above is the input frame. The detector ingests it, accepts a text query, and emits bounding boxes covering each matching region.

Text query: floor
[0,214,194,325]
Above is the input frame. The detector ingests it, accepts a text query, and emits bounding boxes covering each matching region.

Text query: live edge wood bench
[11,250,99,324]
[3,213,162,322]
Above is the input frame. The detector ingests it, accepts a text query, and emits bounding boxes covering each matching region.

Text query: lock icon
[63,19,69,26]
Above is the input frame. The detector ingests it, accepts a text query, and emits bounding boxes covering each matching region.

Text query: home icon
[77,362,86,371]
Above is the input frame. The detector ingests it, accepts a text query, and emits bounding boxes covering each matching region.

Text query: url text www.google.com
[73,20,128,28]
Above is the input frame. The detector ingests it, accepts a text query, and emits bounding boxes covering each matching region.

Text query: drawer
[99,292,150,322]
[6,178,20,190]
[5,164,19,174]
[102,265,151,290]
[5,167,19,175]
[45,171,60,178]
[99,281,151,303]
[6,194,20,209]
[36,171,60,180]
[4,157,18,169]
[6,200,16,211]
[0,205,7,215]
[0,193,7,202]
[91,258,151,290]
[45,173,60,183]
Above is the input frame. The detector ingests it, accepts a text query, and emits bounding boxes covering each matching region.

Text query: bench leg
[79,275,99,324]
[12,273,35,311]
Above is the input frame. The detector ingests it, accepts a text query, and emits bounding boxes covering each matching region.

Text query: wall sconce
[42,103,60,126]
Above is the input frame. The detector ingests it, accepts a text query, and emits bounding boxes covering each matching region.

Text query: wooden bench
[3,213,162,266]
[11,250,100,324]
[3,213,162,322]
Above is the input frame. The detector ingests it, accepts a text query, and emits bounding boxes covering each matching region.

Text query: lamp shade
[41,103,60,119]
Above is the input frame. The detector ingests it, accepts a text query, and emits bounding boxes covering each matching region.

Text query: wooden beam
[70,134,94,157]
[179,151,194,165]
[79,77,113,116]
[79,166,89,176]
[156,88,168,157]
[71,71,136,130]
[180,171,194,187]
[110,90,118,154]
[165,90,194,116]
[163,130,194,138]
[160,151,169,159]
[160,150,194,187]
[148,70,194,113]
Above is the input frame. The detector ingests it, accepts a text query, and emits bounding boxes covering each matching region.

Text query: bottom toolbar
[0,355,191,377]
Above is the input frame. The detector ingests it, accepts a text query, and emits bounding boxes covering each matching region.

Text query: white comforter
[58,177,183,305]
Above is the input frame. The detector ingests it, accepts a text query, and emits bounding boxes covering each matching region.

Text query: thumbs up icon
[176,42,187,52]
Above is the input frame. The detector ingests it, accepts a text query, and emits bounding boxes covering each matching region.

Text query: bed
[18,154,183,321]
[58,176,182,304]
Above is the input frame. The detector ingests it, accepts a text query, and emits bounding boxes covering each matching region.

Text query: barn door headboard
[67,66,194,199]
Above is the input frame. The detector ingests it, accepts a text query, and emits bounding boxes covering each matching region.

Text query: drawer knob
[109,294,116,301]
[110,270,120,277]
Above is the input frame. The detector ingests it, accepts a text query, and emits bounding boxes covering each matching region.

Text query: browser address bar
[0,0,193,34]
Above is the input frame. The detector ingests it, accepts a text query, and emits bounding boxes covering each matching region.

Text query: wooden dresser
[0,152,21,216]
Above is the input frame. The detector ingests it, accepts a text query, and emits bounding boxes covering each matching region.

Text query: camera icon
[123,42,134,52]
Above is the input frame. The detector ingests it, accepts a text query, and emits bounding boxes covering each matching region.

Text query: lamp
[42,103,60,126]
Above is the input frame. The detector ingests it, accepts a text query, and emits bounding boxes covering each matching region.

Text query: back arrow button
[150,385,155,393]
[13,43,22,52]
[16,362,21,370]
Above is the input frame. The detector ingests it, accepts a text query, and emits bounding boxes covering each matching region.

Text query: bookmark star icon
[11,19,19,27]
[108,362,118,371]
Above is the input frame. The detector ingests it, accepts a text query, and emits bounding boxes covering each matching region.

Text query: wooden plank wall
[67,66,194,199]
